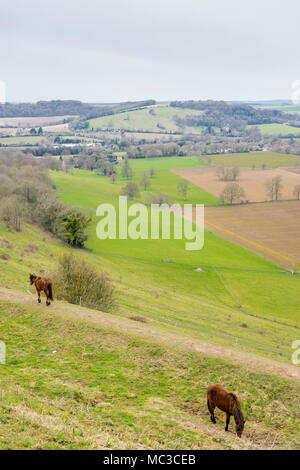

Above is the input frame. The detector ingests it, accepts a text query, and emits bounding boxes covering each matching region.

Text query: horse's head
[235,419,245,438]
[29,273,37,285]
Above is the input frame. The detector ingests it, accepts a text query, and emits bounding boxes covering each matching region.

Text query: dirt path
[1,287,299,382]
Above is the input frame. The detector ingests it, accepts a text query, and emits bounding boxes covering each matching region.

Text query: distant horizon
[0,98,295,105]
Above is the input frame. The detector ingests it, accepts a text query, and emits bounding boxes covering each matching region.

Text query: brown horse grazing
[207,384,245,438]
[29,274,53,306]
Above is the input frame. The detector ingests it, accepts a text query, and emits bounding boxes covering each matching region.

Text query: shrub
[120,182,140,200]
[220,182,246,204]
[52,253,115,312]
[61,211,91,247]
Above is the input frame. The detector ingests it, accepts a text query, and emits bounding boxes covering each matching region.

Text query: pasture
[88,105,206,134]
[51,161,300,333]
[0,295,299,449]
[174,166,300,203]
[207,151,300,168]
[0,135,46,146]
[249,123,300,135]
[0,152,300,448]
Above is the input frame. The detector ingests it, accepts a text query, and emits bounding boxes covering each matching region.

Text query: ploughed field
[174,166,300,203]
[202,201,300,269]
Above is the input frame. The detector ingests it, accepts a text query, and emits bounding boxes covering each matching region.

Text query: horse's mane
[229,393,244,428]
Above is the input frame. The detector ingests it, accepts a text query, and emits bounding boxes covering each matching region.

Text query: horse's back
[207,383,229,396]
[207,384,231,410]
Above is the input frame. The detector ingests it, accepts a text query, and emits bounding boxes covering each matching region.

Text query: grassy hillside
[207,151,300,168]
[0,297,299,450]
[0,155,299,449]
[88,106,207,134]
[249,123,300,135]
[50,159,300,334]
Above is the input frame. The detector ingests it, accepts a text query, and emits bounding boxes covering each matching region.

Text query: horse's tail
[229,393,244,427]
[48,283,53,301]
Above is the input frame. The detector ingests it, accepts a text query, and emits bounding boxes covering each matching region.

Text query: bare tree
[121,156,133,179]
[110,172,117,184]
[216,167,240,181]
[177,180,189,200]
[121,182,140,200]
[139,173,150,190]
[265,176,282,201]
[232,167,240,181]
[149,167,156,178]
[293,184,300,199]
[220,183,246,204]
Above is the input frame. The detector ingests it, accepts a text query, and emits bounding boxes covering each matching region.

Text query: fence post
[26,283,30,294]
[79,296,82,306]
[235,337,238,347]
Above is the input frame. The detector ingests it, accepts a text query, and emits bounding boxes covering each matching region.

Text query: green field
[88,105,207,134]
[0,296,299,449]
[259,104,300,114]
[208,151,300,168]
[249,123,300,135]
[53,157,222,207]
[0,135,46,146]
[50,156,300,336]
[1,153,300,448]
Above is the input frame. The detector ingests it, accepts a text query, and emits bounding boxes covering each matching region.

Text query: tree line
[0,153,91,247]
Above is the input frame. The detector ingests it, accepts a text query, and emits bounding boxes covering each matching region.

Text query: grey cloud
[1,0,299,102]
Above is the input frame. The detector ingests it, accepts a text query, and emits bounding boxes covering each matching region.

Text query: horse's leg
[44,288,50,306]
[37,288,41,303]
[225,413,231,431]
[207,399,216,423]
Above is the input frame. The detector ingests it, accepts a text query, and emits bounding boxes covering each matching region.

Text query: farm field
[207,151,300,168]
[174,166,300,203]
[0,135,46,146]
[53,157,222,207]
[0,116,76,128]
[248,123,300,135]
[0,157,300,449]
[51,161,300,331]
[1,221,299,362]
[203,201,300,270]
[88,105,207,134]
[260,104,300,114]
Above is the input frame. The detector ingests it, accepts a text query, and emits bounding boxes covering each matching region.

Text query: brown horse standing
[29,274,53,306]
[207,384,245,438]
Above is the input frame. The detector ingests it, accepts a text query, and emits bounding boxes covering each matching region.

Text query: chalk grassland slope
[51,163,300,333]
[0,296,299,450]
[249,123,300,135]
[207,151,300,168]
[174,166,300,202]
[88,106,206,134]
[0,221,299,366]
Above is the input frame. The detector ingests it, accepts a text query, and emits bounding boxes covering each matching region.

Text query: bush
[52,253,115,312]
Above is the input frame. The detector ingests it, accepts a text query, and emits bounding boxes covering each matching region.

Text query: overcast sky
[1,0,299,103]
